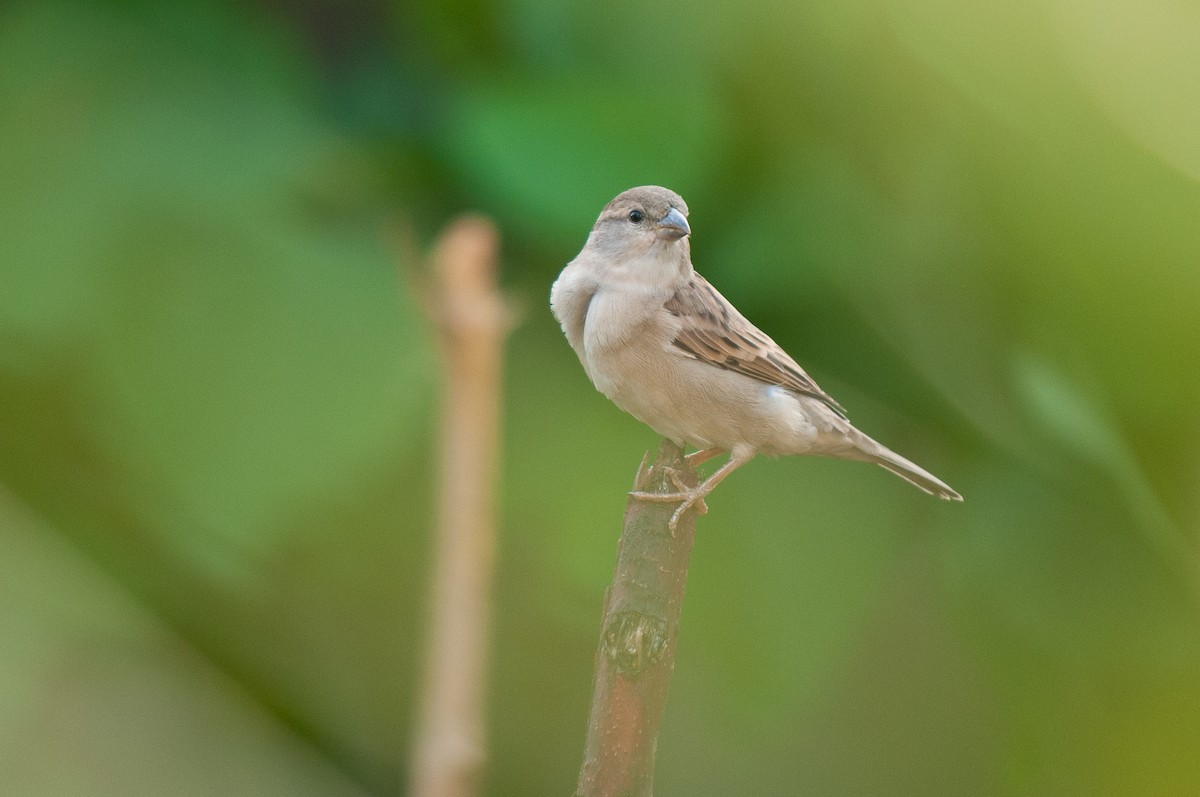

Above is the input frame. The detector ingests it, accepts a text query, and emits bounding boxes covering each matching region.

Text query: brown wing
[663,274,848,419]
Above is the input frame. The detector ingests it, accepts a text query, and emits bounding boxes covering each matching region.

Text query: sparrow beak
[655,207,691,240]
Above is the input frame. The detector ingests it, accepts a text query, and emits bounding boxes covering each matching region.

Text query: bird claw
[629,467,708,531]
[667,495,707,531]
[628,489,687,502]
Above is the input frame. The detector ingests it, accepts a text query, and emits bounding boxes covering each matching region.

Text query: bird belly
[587,339,831,454]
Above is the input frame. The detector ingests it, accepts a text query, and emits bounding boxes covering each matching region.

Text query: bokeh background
[4,0,1200,794]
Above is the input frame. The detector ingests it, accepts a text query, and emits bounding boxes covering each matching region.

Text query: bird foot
[629,468,709,531]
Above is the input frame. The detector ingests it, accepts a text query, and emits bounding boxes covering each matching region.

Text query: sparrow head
[588,186,691,257]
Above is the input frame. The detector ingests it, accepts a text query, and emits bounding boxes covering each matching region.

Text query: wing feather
[663,274,848,418]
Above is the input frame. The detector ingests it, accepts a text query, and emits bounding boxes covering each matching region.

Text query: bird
[550,185,962,529]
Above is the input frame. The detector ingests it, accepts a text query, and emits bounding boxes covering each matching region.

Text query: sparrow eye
[628,209,645,224]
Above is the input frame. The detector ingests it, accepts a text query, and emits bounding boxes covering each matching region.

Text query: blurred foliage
[2,0,1199,794]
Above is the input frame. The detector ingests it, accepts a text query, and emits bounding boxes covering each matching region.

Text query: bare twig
[411,216,509,797]
[575,439,701,797]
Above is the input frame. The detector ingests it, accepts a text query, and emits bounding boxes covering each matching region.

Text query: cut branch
[575,439,701,797]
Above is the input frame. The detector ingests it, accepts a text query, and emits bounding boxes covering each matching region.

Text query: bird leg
[630,448,754,531]
[685,447,724,468]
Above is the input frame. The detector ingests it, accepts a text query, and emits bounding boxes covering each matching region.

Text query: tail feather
[856,436,962,501]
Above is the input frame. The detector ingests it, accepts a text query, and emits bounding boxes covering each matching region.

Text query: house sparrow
[550,186,962,528]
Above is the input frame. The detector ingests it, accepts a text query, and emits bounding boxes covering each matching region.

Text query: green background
[3,0,1199,794]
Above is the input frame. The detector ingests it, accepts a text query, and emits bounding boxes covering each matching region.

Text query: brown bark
[575,439,701,797]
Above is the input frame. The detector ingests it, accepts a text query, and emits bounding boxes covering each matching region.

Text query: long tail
[853,433,963,501]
